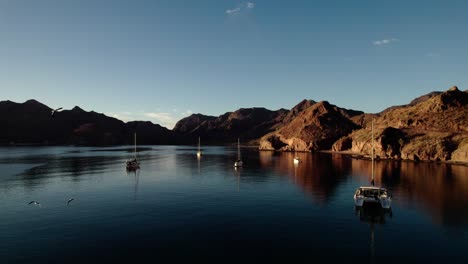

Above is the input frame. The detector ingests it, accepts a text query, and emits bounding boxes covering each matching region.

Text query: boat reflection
[234,166,242,192]
[197,153,201,175]
[354,205,393,264]
[259,151,351,204]
[355,205,392,225]
[126,167,140,200]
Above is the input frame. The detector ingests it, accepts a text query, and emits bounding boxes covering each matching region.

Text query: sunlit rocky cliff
[331,86,467,163]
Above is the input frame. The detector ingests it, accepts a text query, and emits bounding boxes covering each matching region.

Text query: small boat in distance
[293,156,301,164]
[126,133,140,170]
[354,119,392,209]
[293,151,301,164]
[197,136,202,157]
[234,138,243,167]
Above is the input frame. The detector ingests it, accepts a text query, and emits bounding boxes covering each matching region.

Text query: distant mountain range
[1,86,467,163]
[0,99,177,146]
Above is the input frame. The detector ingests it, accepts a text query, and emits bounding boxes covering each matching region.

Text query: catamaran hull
[380,199,391,209]
[354,196,391,209]
[354,196,365,207]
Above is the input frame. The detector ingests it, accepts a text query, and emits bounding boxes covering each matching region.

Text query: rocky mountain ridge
[173,107,289,144]
[2,85,467,163]
[259,101,361,151]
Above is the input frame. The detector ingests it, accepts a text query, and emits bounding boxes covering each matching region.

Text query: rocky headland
[330,86,467,163]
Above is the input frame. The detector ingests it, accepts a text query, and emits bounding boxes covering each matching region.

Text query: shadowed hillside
[0,100,178,146]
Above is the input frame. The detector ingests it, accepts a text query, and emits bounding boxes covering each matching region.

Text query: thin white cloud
[106,111,179,129]
[226,7,241,15]
[226,2,254,15]
[106,112,132,122]
[144,112,177,128]
[373,38,399,46]
[181,110,193,116]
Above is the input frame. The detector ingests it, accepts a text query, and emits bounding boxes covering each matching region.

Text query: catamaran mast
[371,119,374,186]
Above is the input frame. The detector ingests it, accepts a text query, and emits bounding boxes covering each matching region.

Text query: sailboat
[293,156,301,164]
[293,150,301,164]
[234,138,243,167]
[354,119,392,209]
[196,136,202,157]
[126,133,140,170]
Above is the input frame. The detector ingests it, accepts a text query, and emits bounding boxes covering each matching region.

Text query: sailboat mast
[198,136,201,152]
[134,133,137,160]
[371,119,374,185]
[237,138,241,160]
[372,119,374,162]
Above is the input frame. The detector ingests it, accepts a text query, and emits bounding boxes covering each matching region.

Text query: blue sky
[1,0,467,128]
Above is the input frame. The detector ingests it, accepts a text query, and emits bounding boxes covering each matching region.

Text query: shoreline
[1,143,466,166]
[256,147,468,166]
[320,150,468,166]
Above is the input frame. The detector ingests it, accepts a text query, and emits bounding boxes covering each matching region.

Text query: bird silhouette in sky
[51,107,63,117]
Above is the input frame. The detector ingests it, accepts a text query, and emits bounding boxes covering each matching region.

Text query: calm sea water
[0,146,467,262]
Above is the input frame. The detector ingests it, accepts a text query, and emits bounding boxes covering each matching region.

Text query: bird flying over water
[28,201,40,205]
[67,198,74,205]
[51,107,63,117]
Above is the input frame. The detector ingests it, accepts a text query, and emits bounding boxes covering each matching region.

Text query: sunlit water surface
[1,146,467,262]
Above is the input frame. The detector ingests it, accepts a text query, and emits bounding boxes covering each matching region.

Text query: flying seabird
[51,107,63,117]
[28,201,40,205]
[67,198,74,205]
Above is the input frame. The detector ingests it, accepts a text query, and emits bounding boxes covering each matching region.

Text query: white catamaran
[354,119,392,209]
[126,133,140,170]
[234,138,243,167]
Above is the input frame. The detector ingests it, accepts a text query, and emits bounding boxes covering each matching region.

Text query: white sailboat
[293,150,301,164]
[234,138,243,167]
[293,156,301,164]
[196,136,202,157]
[354,119,392,209]
[126,133,140,170]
